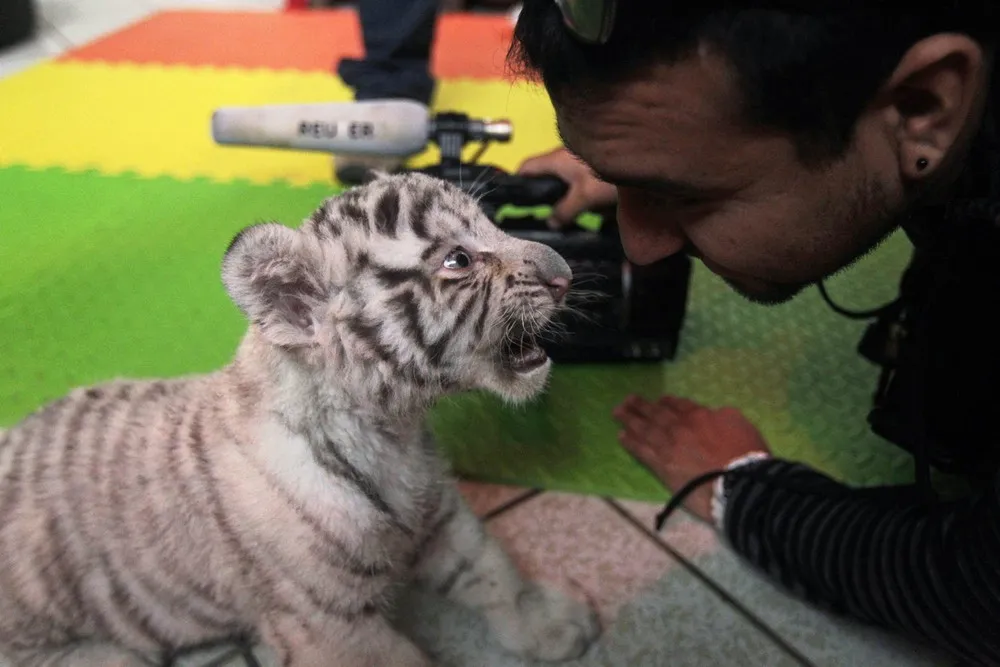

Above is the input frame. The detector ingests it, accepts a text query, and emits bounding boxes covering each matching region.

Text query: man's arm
[612,393,1000,665]
[715,456,1000,667]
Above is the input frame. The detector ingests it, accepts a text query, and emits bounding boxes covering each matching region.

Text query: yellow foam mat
[0,61,563,187]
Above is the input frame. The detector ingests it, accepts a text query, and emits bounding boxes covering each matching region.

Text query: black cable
[655,459,853,530]
[468,140,490,165]
[654,469,728,530]
[816,280,896,320]
[814,273,934,501]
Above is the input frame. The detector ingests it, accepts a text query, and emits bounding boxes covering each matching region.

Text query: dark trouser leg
[337,0,439,106]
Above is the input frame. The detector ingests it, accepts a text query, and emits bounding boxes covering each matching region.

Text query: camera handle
[408,111,592,225]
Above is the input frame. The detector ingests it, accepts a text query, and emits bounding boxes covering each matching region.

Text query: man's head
[509,3,998,304]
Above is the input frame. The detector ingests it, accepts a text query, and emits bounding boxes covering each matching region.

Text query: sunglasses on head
[554,0,618,44]
[553,1,879,45]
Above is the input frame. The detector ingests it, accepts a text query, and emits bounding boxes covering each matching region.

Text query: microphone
[210,99,433,157]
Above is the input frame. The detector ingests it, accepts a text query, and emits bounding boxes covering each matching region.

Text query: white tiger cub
[0,172,600,667]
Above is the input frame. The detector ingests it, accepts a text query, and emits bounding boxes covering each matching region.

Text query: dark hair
[508,2,999,164]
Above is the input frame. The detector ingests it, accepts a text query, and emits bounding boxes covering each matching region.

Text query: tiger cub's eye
[443,249,472,270]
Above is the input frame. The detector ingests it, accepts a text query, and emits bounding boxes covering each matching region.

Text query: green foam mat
[0,166,918,502]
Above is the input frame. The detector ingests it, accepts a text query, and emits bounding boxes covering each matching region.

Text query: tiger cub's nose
[547,276,570,301]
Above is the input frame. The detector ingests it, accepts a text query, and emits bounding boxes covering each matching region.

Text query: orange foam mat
[61,9,519,80]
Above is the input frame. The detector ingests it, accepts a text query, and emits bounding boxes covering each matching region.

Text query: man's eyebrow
[557,127,725,198]
[594,172,719,197]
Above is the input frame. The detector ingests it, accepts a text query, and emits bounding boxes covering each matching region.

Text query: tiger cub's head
[221,172,572,407]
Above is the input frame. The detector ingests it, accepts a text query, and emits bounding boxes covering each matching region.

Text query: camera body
[410,111,691,364]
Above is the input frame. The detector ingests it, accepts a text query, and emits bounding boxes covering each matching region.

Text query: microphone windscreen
[211,99,430,157]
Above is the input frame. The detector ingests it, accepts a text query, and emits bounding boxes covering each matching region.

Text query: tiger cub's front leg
[261,611,433,667]
[3,643,154,667]
[410,484,600,662]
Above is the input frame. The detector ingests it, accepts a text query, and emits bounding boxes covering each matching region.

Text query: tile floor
[0,2,965,665]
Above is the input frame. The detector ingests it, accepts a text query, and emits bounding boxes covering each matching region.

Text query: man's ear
[881,33,988,181]
[221,222,331,347]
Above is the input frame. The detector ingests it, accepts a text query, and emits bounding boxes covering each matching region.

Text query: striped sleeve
[713,457,1000,667]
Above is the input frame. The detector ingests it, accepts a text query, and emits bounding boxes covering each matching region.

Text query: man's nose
[617,189,687,265]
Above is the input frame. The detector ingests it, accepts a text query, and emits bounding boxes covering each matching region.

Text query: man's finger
[618,430,676,482]
[624,395,667,424]
[658,395,700,413]
[612,400,648,428]
[613,393,643,417]
[517,151,568,176]
[548,186,590,227]
[516,158,547,176]
[617,429,656,462]
[621,393,642,405]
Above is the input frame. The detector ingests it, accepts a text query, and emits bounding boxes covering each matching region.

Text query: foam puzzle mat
[0,8,919,502]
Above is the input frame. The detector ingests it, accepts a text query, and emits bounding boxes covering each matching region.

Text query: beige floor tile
[615,499,957,667]
[457,479,536,517]
[484,491,683,627]
[391,491,807,666]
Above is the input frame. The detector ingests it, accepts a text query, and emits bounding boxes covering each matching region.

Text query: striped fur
[0,173,599,667]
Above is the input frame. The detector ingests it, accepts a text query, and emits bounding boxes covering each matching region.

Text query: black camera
[408,112,691,364]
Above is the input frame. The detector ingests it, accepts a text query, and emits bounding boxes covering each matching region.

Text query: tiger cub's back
[0,375,260,653]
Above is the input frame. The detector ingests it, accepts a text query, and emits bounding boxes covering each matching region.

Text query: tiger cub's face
[222,172,573,404]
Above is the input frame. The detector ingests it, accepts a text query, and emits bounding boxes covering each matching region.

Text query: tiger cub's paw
[493,584,600,662]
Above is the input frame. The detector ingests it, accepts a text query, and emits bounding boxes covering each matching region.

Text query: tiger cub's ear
[221,222,332,347]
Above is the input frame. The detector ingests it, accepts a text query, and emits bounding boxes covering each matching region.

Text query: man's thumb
[517,156,551,176]
[548,187,588,228]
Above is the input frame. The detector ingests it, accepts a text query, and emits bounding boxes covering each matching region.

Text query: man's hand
[612,395,771,523]
[517,147,618,228]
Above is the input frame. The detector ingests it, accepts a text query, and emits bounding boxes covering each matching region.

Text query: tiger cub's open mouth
[500,328,549,374]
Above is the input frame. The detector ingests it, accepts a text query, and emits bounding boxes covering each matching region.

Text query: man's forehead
[553,71,755,195]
